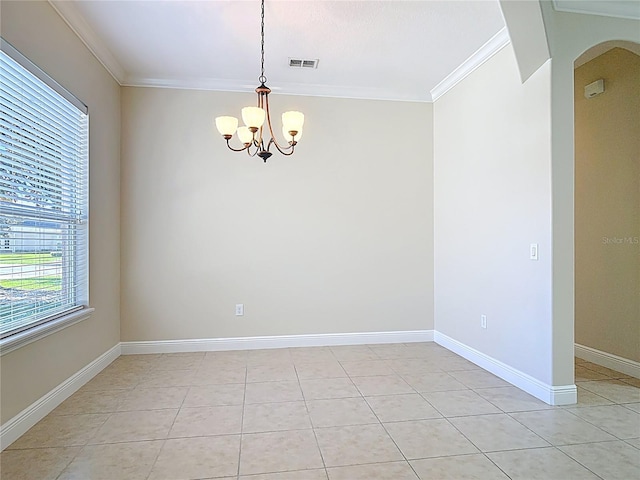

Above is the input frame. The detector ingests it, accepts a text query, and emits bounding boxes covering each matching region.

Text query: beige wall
[120,88,433,341]
[540,2,640,385]
[0,1,121,424]
[574,47,640,362]
[9,0,635,426]
[434,44,553,384]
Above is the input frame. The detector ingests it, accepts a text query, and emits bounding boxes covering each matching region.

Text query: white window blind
[0,40,89,340]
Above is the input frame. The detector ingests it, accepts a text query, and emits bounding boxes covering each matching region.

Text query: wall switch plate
[530,243,539,260]
[481,315,487,329]
[235,304,244,316]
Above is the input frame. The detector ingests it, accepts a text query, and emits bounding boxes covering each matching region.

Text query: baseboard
[0,343,121,451]
[434,332,577,406]
[121,330,434,355]
[575,344,640,379]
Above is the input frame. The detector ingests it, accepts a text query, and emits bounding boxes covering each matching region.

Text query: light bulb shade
[282,111,304,135]
[282,126,302,144]
[237,126,254,145]
[215,116,238,136]
[242,107,266,129]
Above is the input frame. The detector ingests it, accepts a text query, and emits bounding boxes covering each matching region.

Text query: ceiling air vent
[288,58,319,69]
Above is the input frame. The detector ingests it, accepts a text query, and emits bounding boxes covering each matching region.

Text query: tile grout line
[142,362,194,480]
[52,445,85,480]
[236,364,248,479]
[552,445,608,480]
[400,370,515,479]
[496,410,582,479]
[397,372,516,479]
[359,387,425,479]
[333,344,421,475]
[295,351,331,479]
[561,401,638,441]
[367,344,471,478]
[66,358,155,480]
[362,344,513,479]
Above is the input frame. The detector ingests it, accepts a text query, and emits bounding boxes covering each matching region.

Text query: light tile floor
[1,343,639,479]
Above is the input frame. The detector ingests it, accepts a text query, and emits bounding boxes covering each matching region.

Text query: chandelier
[215,0,304,162]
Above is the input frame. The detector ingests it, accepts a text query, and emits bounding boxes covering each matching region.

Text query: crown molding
[122,77,258,94]
[430,27,510,102]
[552,0,640,20]
[123,76,433,103]
[48,0,125,84]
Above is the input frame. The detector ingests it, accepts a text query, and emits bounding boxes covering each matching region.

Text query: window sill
[0,307,95,356]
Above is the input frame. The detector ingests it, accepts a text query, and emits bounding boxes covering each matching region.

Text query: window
[0,40,90,350]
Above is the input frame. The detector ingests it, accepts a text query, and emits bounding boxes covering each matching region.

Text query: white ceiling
[50,0,507,102]
[49,1,639,103]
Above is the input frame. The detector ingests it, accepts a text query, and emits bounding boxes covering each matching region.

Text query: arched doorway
[573,41,640,380]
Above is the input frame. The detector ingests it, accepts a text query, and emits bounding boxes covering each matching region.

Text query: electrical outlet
[235,304,244,316]
[481,315,487,329]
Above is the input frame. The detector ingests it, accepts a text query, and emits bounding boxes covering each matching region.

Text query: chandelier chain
[259,0,266,84]
[215,0,302,162]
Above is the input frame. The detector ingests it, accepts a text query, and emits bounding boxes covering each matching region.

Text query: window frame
[0,39,93,356]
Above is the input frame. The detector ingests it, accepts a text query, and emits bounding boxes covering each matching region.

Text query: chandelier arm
[262,91,293,152]
[255,124,264,151]
[225,139,261,157]
[225,139,252,153]
[247,142,262,157]
[268,137,295,156]
[250,91,266,150]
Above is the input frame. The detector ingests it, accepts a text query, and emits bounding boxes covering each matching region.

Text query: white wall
[540,1,640,385]
[120,88,433,341]
[0,1,121,424]
[434,44,554,385]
